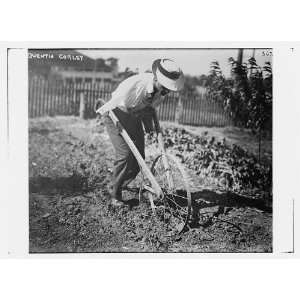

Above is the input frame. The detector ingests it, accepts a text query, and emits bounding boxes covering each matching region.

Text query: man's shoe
[111,198,125,207]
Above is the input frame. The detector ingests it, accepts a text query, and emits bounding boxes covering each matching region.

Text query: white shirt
[98,73,164,115]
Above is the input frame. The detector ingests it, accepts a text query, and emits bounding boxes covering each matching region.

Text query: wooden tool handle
[108,110,163,198]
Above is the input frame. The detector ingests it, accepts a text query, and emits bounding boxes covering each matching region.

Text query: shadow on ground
[29,174,91,195]
[122,186,272,213]
[183,189,272,233]
[191,189,272,214]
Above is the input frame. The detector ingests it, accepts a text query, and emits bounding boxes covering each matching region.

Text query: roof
[28,49,118,75]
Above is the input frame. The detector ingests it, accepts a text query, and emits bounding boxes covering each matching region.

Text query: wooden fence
[28,78,232,126]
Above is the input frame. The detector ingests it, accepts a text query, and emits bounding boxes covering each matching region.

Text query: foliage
[184,74,209,92]
[206,58,272,135]
[147,127,272,200]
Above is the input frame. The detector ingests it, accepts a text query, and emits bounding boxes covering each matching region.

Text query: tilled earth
[29,117,272,253]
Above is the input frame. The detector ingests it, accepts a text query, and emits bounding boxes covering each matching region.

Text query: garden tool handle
[108,110,163,198]
[152,109,174,189]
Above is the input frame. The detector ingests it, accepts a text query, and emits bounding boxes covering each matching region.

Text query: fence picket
[64,83,67,115]
[49,80,52,116]
[29,79,33,117]
[59,81,63,115]
[188,97,192,125]
[183,95,187,124]
[50,80,54,116]
[189,95,193,125]
[193,96,197,125]
[198,94,202,126]
[32,78,37,117]
[209,97,213,126]
[67,82,72,115]
[185,97,189,124]
[36,78,40,117]
[207,97,211,126]
[54,82,58,114]
[191,96,195,125]
[40,80,44,117]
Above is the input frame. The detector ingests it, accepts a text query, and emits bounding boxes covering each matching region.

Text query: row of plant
[147,127,272,199]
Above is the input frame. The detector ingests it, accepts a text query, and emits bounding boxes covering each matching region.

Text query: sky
[79,49,272,77]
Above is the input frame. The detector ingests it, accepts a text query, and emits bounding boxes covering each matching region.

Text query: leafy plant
[146,127,272,201]
[206,57,272,161]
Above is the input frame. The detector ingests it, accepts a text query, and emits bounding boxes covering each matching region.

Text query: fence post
[79,92,86,119]
[72,85,77,115]
[175,96,183,124]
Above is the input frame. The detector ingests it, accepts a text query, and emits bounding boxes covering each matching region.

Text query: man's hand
[152,108,161,133]
[115,120,123,133]
[94,98,106,114]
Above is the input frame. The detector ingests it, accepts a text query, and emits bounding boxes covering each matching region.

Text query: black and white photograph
[28,48,273,253]
[3,0,300,297]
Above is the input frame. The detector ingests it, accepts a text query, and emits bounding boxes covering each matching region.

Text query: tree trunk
[237,49,243,65]
[258,129,262,163]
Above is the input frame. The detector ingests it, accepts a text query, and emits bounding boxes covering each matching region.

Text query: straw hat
[152,58,185,92]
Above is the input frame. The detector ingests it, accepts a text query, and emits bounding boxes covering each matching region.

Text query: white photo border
[1,41,298,258]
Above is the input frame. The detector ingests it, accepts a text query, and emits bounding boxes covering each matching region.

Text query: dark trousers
[104,108,145,200]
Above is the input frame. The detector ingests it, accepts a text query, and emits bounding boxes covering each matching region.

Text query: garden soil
[29,117,272,253]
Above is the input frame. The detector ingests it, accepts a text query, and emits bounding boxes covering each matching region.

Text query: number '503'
[262,50,272,56]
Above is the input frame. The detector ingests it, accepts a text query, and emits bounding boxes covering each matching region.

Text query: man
[97,58,184,206]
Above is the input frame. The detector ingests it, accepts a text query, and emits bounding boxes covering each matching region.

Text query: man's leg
[115,108,145,189]
[104,110,145,202]
[104,116,130,201]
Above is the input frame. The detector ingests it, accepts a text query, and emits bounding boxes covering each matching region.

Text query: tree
[207,57,273,161]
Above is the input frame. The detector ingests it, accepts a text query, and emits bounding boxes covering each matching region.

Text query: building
[28,49,120,85]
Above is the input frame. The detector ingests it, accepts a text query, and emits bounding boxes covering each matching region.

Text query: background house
[28,49,120,85]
